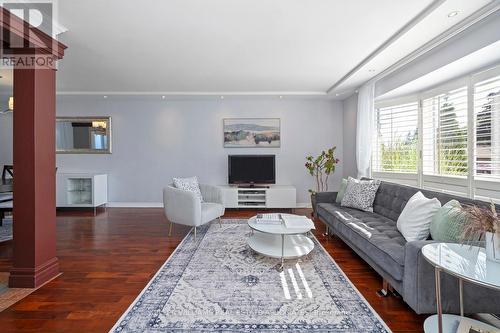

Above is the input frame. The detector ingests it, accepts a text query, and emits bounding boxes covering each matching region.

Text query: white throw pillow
[340,177,381,212]
[397,191,441,242]
[173,176,203,202]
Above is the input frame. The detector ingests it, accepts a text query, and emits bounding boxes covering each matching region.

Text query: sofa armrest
[315,191,338,204]
[313,192,338,218]
[403,240,439,313]
[404,240,500,314]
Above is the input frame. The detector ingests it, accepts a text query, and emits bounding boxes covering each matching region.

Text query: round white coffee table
[422,243,500,333]
[247,214,314,271]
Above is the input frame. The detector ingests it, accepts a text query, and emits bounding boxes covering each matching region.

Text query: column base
[9,257,59,288]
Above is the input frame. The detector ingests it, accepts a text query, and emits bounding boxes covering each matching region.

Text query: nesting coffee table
[247,214,314,271]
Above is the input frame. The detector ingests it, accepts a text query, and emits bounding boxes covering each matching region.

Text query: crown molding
[368,1,500,86]
[328,0,500,95]
[55,91,329,97]
[326,0,446,94]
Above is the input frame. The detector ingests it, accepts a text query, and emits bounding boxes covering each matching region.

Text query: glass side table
[422,243,500,333]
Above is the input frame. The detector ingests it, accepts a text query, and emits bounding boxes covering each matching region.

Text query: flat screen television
[228,155,276,185]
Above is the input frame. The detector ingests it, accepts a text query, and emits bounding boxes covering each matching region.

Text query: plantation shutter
[372,102,418,173]
[474,75,500,180]
[422,87,468,177]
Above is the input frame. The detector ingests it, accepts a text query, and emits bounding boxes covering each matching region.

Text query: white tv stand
[218,185,296,209]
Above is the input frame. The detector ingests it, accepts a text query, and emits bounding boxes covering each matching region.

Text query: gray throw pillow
[341,177,381,212]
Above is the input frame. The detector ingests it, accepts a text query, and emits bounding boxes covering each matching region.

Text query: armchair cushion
[201,202,224,224]
[173,176,203,202]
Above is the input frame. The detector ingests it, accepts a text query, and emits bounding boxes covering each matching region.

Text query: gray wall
[50,96,344,206]
[342,94,357,179]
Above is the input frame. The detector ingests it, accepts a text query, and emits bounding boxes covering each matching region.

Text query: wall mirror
[56,117,112,154]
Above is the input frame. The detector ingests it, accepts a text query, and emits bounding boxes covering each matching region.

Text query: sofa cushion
[372,182,417,221]
[317,202,406,281]
[371,181,498,222]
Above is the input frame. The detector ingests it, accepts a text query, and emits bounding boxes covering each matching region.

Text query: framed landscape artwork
[223,118,281,148]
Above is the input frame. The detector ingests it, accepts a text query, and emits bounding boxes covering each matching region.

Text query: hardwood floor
[0,208,426,332]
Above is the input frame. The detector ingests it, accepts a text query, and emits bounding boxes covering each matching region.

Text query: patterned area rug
[111,219,391,333]
[0,219,12,243]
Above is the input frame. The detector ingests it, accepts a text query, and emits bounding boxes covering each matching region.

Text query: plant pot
[310,193,317,217]
[485,231,500,263]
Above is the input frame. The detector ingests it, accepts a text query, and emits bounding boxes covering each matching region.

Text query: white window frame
[373,63,500,201]
[372,96,420,186]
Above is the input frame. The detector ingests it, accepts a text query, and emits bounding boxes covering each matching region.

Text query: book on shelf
[281,214,315,230]
[456,318,500,333]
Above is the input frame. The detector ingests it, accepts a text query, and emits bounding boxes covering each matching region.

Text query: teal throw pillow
[336,178,348,203]
[430,200,467,242]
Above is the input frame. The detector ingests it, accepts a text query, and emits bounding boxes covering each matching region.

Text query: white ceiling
[0,0,497,97]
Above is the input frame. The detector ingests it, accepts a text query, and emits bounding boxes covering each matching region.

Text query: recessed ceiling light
[279,95,283,99]
[448,11,459,18]
[220,96,224,99]
[161,95,166,99]
[335,93,339,97]
[103,95,108,99]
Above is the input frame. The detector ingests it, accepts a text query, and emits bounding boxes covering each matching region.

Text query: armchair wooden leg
[218,217,222,228]
[193,227,197,241]
[168,220,173,237]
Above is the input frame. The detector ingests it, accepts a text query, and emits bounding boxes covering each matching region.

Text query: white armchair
[163,184,225,239]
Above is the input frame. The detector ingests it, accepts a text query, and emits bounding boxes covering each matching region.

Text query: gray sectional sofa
[315,180,500,314]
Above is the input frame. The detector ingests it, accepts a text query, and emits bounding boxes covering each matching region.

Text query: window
[474,75,500,180]
[373,65,500,200]
[372,102,418,173]
[422,87,468,177]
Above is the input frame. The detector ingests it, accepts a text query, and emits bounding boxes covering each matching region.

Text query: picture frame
[223,118,281,148]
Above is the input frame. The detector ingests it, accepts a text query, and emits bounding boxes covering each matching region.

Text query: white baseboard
[107,202,163,208]
[296,202,312,208]
[108,202,312,208]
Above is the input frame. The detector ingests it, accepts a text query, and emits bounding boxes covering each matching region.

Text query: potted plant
[305,147,339,216]
[461,201,500,263]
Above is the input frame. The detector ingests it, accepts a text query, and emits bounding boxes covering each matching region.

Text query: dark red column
[9,66,59,288]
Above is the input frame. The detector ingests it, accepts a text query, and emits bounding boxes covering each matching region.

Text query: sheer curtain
[356,82,375,178]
